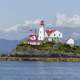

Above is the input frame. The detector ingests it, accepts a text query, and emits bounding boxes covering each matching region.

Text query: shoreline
[0,56,80,62]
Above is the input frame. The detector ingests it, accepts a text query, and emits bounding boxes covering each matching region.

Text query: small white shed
[66,38,74,46]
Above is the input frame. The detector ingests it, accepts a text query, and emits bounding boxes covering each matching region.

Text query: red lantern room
[40,20,44,25]
[34,19,44,26]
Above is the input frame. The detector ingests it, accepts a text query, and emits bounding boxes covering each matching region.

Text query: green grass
[15,41,80,56]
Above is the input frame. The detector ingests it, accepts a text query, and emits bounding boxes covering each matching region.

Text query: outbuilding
[66,38,75,47]
[45,28,63,42]
[28,34,41,45]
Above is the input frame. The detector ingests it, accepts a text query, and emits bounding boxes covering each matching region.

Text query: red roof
[46,28,56,36]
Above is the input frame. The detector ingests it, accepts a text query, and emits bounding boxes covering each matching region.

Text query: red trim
[28,39,38,42]
[28,34,38,42]
[46,29,56,36]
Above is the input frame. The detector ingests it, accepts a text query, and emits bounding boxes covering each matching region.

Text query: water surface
[0,61,80,80]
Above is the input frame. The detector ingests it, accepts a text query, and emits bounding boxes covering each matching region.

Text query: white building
[37,20,63,41]
[66,38,74,46]
[45,28,63,42]
[38,20,45,41]
[28,34,40,45]
[28,20,63,45]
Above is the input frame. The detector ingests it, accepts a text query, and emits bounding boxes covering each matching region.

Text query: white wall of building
[44,30,63,42]
[50,30,62,38]
[38,26,45,41]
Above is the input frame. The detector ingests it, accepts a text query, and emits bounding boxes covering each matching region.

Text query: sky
[0,0,80,40]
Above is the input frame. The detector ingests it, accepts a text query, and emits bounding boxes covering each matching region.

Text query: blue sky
[0,0,80,40]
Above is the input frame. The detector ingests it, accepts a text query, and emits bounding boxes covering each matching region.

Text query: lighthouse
[37,20,45,41]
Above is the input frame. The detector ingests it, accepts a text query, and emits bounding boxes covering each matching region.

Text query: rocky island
[0,41,80,62]
[0,20,80,62]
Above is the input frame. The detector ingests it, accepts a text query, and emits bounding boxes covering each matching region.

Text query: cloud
[3,20,37,33]
[71,32,80,39]
[3,19,43,33]
[23,19,43,26]
[4,24,20,32]
[0,18,80,40]
[0,19,47,35]
[23,20,34,26]
[56,13,80,28]
[0,19,42,40]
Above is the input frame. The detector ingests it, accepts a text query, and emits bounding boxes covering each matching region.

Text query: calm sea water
[0,61,80,80]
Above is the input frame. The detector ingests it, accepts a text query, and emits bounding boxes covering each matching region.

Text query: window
[59,34,60,36]
[54,34,56,36]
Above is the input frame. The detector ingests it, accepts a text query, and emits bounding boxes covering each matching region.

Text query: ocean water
[0,61,80,80]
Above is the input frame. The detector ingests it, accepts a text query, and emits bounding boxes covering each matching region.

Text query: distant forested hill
[0,39,19,53]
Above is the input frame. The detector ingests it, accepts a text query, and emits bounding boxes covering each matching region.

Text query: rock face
[12,49,80,58]
[13,41,80,58]
[13,50,50,56]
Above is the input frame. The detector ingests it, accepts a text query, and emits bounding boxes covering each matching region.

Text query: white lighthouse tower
[37,20,45,41]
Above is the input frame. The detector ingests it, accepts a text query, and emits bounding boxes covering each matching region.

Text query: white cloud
[23,20,34,26]
[3,20,37,33]
[0,19,44,34]
[0,19,41,40]
[0,18,80,40]
[56,13,80,28]
[23,19,43,26]
[4,24,20,32]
